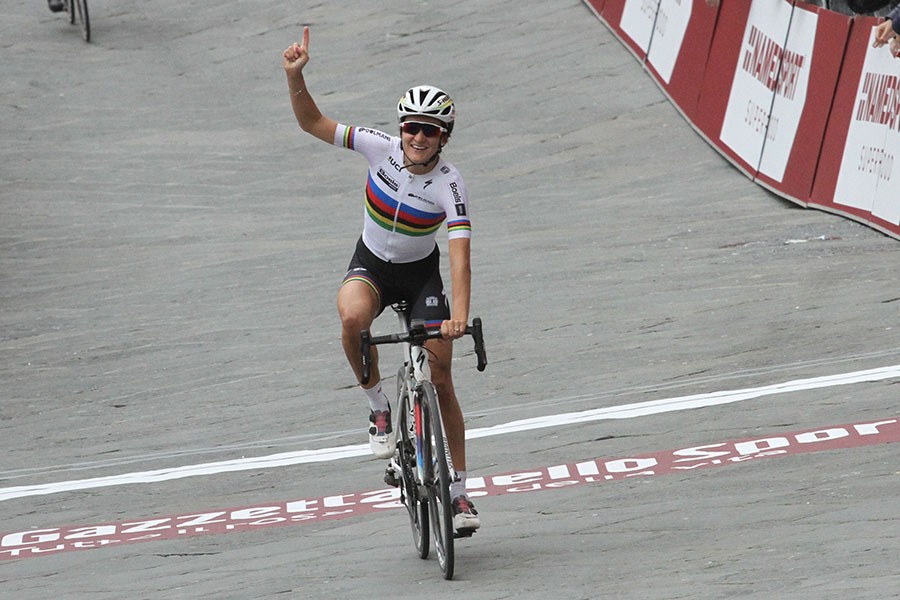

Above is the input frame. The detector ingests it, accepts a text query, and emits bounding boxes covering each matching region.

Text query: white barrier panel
[645,0,694,85]
[760,4,817,182]
[833,36,900,224]
[720,0,804,183]
[621,0,659,57]
[755,6,850,204]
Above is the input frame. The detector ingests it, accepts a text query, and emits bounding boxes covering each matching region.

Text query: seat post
[392,301,411,333]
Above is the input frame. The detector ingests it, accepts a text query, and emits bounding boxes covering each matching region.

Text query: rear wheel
[73,0,90,42]
[420,383,455,580]
[397,376,428,558]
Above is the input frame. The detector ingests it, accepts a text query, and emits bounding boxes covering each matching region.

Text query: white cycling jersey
[334,124,471,264]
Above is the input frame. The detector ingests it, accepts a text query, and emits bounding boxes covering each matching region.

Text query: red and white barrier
[645,0,718,120]
[814,16,900,234]
[585,0,900,239]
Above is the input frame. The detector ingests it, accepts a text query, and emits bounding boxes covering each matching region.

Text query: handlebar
[360,318,487,385]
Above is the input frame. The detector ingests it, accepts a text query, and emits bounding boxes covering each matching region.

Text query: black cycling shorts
[342,237,450,328]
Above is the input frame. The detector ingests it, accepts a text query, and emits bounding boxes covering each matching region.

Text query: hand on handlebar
[441,319,467,341]
[361,316,486,385]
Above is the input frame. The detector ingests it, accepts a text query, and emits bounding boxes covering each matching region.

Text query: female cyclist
[282,27,480,532]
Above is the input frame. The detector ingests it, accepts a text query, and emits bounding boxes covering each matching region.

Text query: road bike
[360,304,486,580]
[64,0,90,42]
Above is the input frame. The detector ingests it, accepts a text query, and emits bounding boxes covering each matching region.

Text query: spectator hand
[873,19,895,48]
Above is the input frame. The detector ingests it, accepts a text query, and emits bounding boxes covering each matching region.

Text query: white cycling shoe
[368,409,397,459]
[452,496,481,533]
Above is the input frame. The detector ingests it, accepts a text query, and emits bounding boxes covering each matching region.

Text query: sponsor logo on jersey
[449,181,463,204]
[377,168,400,192]
[359,127,392,141]
[388,155,404,172]
[407,192,435,206]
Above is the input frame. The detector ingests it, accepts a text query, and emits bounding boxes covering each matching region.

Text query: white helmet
[397,85,456,133]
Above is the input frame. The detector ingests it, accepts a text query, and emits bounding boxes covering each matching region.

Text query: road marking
[3,417,899,560]
[2,364,899,502]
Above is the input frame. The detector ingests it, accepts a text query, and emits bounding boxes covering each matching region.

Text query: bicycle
[63,0,91,42]
[360,303,487,580]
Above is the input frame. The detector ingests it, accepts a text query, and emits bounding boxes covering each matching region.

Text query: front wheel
[420,382,455,580]
[397,374,428,558]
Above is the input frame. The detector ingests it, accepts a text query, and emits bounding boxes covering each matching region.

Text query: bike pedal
[383,468,400,488]
[453,528,476,539]
[383,454,402,488]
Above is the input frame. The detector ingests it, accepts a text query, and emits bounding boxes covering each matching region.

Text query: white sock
[363,382,390,413]
[450,470,467,500]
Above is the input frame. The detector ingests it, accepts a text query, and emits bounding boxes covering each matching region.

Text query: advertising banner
[646,0,695,85]
[621,0,661,59]
[811,16,899,232]
[719,0,800,181]
[644,0,718,120]
[692,0,753,166]
[754,4,849,203]
[585,0,900,239]
[831,28,900,226]
[601,0,651,60]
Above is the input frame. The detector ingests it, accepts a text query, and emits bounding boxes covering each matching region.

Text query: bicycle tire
[74,0,90,42]
[420,382,455,580]
[397,370,429,558]
[66,0,75,25]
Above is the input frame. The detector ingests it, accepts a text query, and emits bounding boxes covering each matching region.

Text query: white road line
[2,364,899,502]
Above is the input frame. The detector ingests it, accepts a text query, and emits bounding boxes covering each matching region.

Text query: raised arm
[283,27,338,143]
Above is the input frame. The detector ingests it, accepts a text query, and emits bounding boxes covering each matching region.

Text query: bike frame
[395,313,453,489]
[360,305,486,579]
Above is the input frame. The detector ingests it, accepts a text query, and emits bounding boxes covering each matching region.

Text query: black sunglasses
[400,121,447,138]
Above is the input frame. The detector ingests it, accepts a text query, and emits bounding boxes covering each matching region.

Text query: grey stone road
[3,0,900,598]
